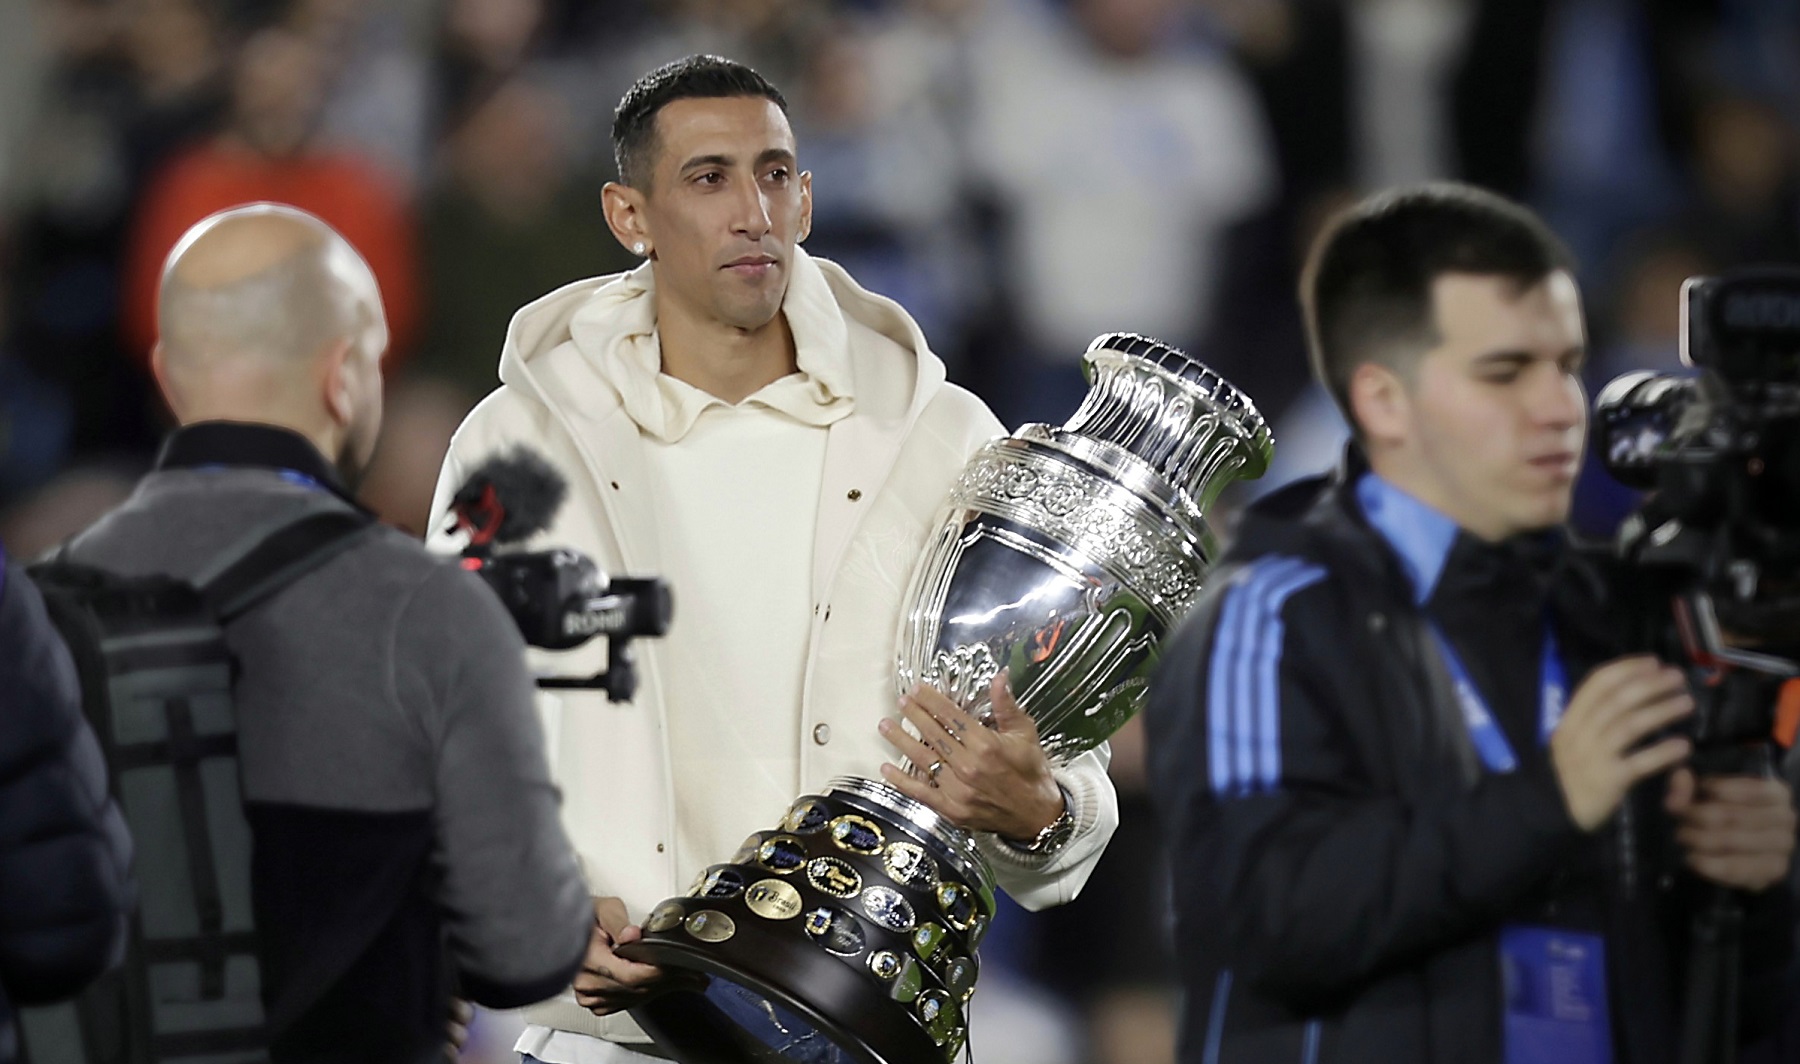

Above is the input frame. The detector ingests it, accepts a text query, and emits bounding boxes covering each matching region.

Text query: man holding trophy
[428,56,1123,1063]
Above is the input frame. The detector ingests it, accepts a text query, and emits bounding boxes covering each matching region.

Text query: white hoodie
[427,249,1118,1046]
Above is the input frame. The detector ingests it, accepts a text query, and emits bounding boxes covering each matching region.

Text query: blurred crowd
[0,1,1796,1062]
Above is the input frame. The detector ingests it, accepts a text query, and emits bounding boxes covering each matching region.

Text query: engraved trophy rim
[1081,330,1273,474]
[1006,426,1214,555]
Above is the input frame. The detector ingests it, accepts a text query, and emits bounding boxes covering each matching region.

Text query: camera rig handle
[1666,590,1790,1064]
[537,635,640,703]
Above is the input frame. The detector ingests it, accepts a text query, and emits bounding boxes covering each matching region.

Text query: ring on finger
[927,760,944,786]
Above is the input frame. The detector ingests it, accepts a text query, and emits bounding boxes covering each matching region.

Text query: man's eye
[766,168,790,183]
[696,172,723,185]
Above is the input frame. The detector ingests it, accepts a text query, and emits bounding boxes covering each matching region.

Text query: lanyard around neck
[1428,623,1568,773]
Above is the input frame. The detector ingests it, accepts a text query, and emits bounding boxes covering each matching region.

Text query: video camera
[447,449,672,702]
[1596,268,1800,751]
[1595,269,1800,1064]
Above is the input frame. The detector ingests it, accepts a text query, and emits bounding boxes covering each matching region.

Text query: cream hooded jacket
[427,250,1118,1044]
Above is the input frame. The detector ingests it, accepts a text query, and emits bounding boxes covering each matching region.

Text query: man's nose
[1533,367,1586,430]
[732,182,773,239]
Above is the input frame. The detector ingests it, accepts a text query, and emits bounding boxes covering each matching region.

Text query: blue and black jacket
[1145,449,1794,1064]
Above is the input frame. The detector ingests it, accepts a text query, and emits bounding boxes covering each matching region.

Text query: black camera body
[470,548,670,652]
[1596,268,1800,750]
[448,450,673,702]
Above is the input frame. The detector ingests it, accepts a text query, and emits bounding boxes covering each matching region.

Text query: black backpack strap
[196,508,376,623]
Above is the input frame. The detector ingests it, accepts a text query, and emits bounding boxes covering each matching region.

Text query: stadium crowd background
[0,0,1795,1061]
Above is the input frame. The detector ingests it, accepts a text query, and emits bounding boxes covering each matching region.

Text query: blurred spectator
[417,76,630,406]
[1196,2,1352,428]
[791,14,983,358]
[293,0,437,186]
[435,0,547,115]
[1683,93,1800,268]
[1345,0,1471,189]
[120,26,421,366]
[1206,0,1350,211]
[966,0,1274,427]
[1453,0,1706,286]
[4,0,228,463]
[1530,0,1686,284]
[118,0,230,180]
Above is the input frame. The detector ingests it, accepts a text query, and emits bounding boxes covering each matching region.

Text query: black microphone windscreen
[453,448,569,543]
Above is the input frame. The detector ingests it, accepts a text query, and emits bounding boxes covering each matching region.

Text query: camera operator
[427,56,1118,1063]
[59,204,591,1061]
[1145,183,1796,1064]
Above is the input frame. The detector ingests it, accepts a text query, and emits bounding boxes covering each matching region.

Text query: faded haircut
[610,54,787,189]
[1300,182,1575,431]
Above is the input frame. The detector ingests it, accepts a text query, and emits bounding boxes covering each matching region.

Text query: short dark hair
[1301,182,1575,430]
[611,55,788,189]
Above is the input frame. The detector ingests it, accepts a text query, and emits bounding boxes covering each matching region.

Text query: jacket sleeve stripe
[1201,968,1233,1064]
[1208,575,1250,798]
[1257,565,1326,790]
[1206,557,1326,798]
[1235,559,1301,791]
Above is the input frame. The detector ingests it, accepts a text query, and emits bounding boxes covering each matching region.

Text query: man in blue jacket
[1147,183,1796,1063]
[0,545,134,1062]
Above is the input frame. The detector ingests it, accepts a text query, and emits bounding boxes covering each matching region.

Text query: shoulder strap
[198,508,376,623]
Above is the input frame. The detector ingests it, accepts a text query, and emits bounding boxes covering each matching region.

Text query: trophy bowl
[622,334,1271,1064]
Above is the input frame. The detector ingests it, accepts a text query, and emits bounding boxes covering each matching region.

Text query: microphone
[445,447,671,702]
[449,448,569,549]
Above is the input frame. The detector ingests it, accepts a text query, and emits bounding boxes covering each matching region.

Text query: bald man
[59,205,590,1062]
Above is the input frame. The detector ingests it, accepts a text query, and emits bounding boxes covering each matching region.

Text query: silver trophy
[624,334,1271,1064]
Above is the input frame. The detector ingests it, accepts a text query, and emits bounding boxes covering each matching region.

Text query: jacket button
[656,843,665,853]
[847,489,862,501]
[813,723,831,746]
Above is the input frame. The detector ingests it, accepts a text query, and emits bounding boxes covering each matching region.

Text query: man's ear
[320,336,357,428]
[798,170,813,243]
[602,181,651,257]
[1348,361,1412,449]
[149,342,184,422]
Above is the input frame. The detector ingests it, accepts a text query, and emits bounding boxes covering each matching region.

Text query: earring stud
[634,242,647,256]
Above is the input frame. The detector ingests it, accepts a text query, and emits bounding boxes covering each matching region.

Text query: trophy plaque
[623,334,1272,1064]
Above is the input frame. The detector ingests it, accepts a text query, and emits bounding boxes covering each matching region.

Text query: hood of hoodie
[492,246,949,433]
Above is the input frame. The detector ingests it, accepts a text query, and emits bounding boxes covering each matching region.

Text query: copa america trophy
[622,334,1272,1064]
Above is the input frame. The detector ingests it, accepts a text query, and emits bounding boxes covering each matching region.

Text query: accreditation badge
[1500,925,1613,1064]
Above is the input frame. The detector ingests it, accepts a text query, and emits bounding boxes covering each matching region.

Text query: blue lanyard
[195,464,327,494]
[1429,624,1568,773]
